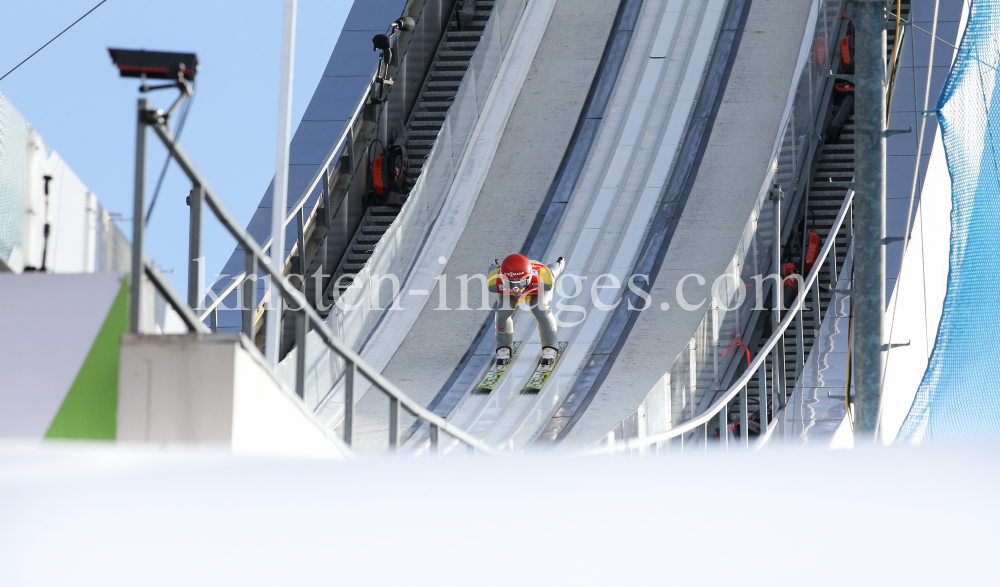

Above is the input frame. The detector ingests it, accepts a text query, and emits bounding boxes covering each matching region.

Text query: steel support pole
[852,0,887,438]
[296,208,306,293]
[771,189,787,408]
[295,311,306,399]
[719,408,727,450]
[243,251,256,338]
[758,353,768,429]
[344,359,354,446]
[389,396,399,451]
[130,99,149,333]
[740,386,749,450]
[187,185,203,309]
[266,0,298,366]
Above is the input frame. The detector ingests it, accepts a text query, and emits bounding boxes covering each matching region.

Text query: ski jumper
[488,257,563,350]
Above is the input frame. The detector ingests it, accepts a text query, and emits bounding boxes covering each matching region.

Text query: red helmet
[500,254,533,293]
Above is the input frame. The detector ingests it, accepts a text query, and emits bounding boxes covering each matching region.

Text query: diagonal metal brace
[828,71,855,83]
[881,340,911,351]
[884,126,913,137]
[827,392,853,401]
[880,236,905,245]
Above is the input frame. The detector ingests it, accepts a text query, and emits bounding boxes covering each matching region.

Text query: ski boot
[540,346,559,371]
[494,346,512,371]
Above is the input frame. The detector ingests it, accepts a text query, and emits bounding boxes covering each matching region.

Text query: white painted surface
[0,272,124,438]
[117,333,346,458]
[880,130,952,445]
[0,442,997,586]
[348,0,622,450]
[310,0,555,424]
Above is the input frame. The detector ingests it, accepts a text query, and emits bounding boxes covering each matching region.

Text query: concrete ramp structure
[215,0,857,452]
[188,0,963,453]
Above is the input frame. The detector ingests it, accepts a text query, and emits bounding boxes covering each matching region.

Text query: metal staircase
[738,111,856,434]
[732,2,910,433]
[319,0,496,310]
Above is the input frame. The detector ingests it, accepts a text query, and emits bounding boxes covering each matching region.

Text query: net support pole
[266,0,298,366]
[852,0,887,439]
[130,99,149,333]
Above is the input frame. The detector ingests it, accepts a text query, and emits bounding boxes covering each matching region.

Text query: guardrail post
[812,279,822,338]
[296,208,306,293]
[719,408,728,450]
[345,126,355,172]
[389,396,399,452]
[295,310,307,399]
[187,185,203,309]
[796,305,805,378]
[243,251,256,338]
[210,307,218,333]
[829,239,838,288]
[429,424,439,454]
[321,169,333,229]
[130,99,149,333]
[740,385,749,450]
[771,188,787,410]
[344,359,355,446]
[759,353,768,429]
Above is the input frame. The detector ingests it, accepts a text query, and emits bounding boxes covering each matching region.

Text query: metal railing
[589,188,855,455]
[196,88,370,323]
[131,96,496,455]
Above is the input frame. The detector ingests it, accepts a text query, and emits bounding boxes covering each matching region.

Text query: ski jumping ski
[474,341,522,394]
[520,342,567,394]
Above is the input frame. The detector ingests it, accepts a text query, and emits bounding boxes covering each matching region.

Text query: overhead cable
[0,0,109,82]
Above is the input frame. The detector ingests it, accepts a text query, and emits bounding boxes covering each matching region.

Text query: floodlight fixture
[109,48,198,82]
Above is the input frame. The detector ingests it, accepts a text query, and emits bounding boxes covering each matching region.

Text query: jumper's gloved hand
[551,257,565,279]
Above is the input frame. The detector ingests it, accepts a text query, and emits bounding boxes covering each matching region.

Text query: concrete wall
[565,0,816,446]
[350,0,622,450]
[118,333,347,458]
[0,93,129,274]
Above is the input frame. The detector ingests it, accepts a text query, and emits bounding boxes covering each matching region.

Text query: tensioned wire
[878,0,941,440]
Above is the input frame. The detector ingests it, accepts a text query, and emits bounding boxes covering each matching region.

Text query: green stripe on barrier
[45,277,128,440]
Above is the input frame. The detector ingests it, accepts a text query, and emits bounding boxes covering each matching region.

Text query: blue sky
[0,0,354,290]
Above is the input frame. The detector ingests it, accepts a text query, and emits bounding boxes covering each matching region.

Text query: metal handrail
[137,102,497,456]
[588,188,855,455]
[197,75,373,320]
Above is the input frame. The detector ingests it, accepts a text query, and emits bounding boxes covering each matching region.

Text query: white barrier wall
[0,92,129,274]
[118,333,348,458]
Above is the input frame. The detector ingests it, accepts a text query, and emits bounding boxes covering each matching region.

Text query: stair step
[408,139,437,148]
[426,81,461,91]
[442,41,480,51]
[433,62,471,72]
[361,225,389,236]
[413,113,447,123]
[421,91,457,100]
[420,101,456,111]
[437,50,475,60]
[429,71,466,82]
